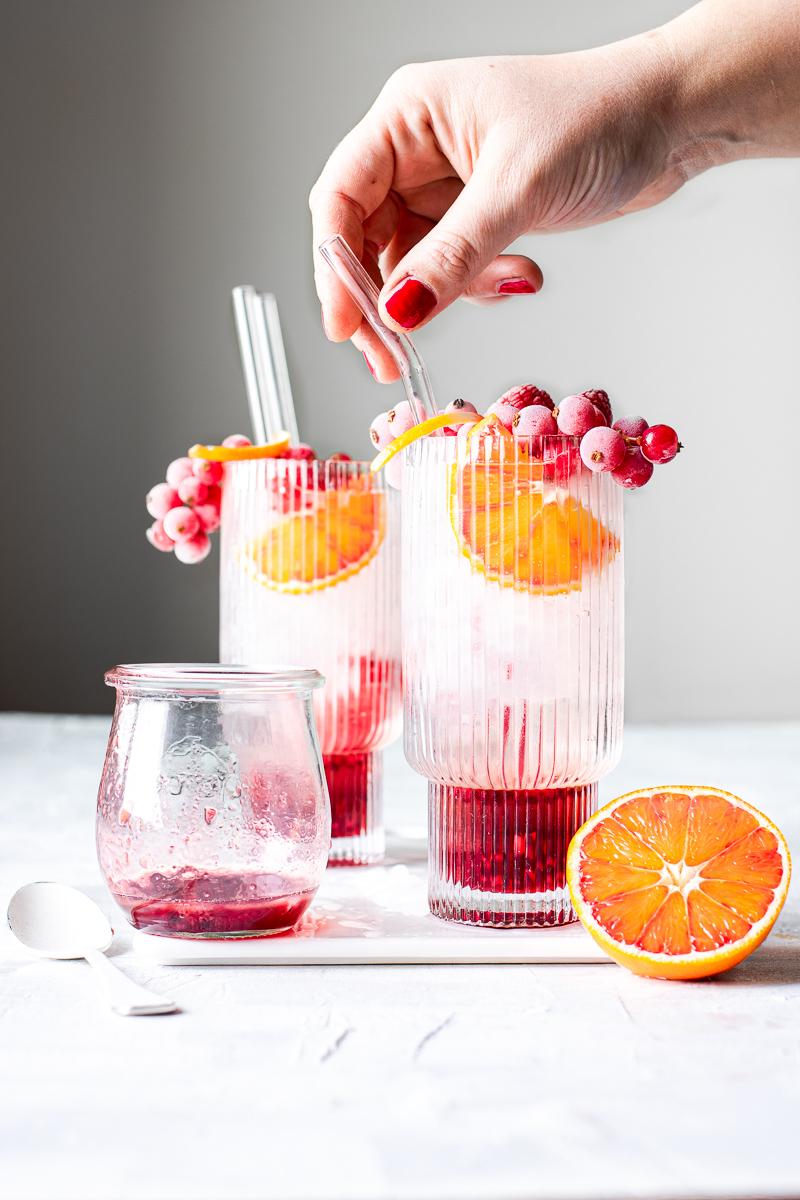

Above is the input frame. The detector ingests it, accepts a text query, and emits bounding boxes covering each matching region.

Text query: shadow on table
[710,935,800,988]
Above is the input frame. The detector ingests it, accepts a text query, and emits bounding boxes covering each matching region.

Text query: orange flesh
[244,480,384,592]
[578,790,785,955]
[449,443,617,594]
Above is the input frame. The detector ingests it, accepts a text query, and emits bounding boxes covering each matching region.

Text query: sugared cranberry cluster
[145,436,354,562]
[452,386,680,490]
[145,443,231,564]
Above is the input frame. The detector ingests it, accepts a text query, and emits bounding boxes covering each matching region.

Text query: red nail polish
[384,277,437,329]
[363,351,377,379]
[496,278,538,295]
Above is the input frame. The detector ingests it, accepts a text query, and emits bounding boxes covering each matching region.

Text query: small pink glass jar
[97,664,330,938]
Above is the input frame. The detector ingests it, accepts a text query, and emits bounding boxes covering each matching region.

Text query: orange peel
[370,412,480,473]
[188,434,291,462]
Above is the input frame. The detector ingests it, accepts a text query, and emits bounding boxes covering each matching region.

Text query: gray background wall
[2,0,799,718]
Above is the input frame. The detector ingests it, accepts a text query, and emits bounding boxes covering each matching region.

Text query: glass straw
[231,286,300,444]
[319,236,437,423]
[231,285,268,444]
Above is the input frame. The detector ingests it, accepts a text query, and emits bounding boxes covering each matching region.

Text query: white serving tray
[133,834,611,966]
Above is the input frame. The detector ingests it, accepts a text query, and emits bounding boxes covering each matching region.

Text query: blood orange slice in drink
[448,434,618,594]
[567,786,791,979]
[243,478,384,593]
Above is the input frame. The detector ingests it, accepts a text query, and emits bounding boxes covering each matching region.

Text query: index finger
[309,116,395,341]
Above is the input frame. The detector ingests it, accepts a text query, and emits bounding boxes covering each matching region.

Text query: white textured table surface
[1,714,799,1200]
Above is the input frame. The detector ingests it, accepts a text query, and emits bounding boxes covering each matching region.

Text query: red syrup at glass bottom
[433,785,595,897]
[111,869,316,937]
[324,752,376,841]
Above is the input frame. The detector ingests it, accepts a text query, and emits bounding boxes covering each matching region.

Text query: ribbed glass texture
[429,782,597,926]
[402,435,624,924]
[219,459,402,864]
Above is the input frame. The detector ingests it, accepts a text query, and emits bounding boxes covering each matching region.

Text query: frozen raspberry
[177,475,209,507]
[285,443,316,461]
[222,434,251,448]
[641,424,681,464]
[513,405,558,437]
[162,505,201,543]
[328,452,352,462]
[194,503,221,533]
[554,395,605,437]
[579,389,613,426]
[386,400,416,437]
[165,457,195,488]
[369,411,393,449]
[612,447,654,489]
[497,384,554,412]
[145,483,180,520]
[613,415,649,440]
[192,457,224,485]
[174,531,211,564]
[579,427,626,473]
[146,519,175,552]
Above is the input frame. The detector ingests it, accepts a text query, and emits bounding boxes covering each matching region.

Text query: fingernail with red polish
[363,351,377,379]
[384,277,437,329]
[496,278,538,295]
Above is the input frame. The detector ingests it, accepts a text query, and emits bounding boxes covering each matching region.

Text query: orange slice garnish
[449,441,617,594]
[189,434,291,462]
[241,477,384,593]
[567,786,791,980]
[370,411,480,473]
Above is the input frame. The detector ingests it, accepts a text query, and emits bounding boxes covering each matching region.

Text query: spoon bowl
[8,881,113,959]
[7,881,178,1016]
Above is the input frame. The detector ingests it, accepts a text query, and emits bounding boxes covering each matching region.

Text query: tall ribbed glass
[403,434,624,925]
[220,458,401,864]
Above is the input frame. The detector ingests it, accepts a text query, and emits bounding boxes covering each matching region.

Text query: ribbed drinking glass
[220,458,401,864]
[402,433,624,925]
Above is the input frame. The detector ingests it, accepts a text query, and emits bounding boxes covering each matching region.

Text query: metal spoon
[7,882,178,1016]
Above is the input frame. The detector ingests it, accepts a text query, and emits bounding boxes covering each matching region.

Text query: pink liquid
[325,752,374,841]
[319,654,399,864]
[111,869,316,937]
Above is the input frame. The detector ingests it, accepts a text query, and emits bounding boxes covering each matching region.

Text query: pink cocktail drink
[403,433,624,925]
[220,459,401,864]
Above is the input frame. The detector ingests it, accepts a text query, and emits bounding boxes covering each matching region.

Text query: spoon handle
[84,947,178,1016]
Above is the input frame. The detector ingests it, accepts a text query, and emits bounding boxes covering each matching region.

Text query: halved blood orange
[242,478,384,593]
[448,439,618,594]
[567,786,791,979]
[189,434,290,462]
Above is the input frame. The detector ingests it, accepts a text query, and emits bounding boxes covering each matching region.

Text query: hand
[309,0,800,381]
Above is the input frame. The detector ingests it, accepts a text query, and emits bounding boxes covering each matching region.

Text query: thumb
[378,144,526,332]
